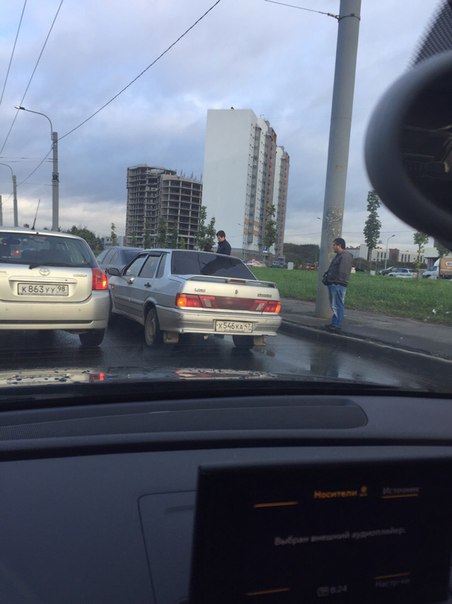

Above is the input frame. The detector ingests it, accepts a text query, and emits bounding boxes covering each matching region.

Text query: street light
[15,105,59,231]
[0,163,18,226]
[384,234,395,269]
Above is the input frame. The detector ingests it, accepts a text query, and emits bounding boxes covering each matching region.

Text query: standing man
[322,237,353,332]
[216,230,231,255]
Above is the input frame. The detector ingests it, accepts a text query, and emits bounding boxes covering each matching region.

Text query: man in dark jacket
[216,230,231,255]
[323,237,353,332]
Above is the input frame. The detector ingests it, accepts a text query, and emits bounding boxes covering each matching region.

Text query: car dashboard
[1,383,452,603]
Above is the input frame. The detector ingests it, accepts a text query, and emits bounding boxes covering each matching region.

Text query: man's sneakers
[324,324,342,333]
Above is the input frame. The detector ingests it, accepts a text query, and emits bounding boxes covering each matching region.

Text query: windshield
[0,0,451,396]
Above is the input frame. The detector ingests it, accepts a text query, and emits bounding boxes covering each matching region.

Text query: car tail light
[249,300,281,313]
[176,293,280,313]
[263,300,281,313]
[89,372,107,382]
[92,268,108,290]
[176,293,202,308]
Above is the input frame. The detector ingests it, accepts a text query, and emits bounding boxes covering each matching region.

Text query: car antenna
[31,199,40,230]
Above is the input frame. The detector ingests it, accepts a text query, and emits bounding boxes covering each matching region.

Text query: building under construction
[125,166,202,249]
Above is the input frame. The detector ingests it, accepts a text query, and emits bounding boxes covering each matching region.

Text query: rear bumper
[157,306,281,336]
[0,294,109,330]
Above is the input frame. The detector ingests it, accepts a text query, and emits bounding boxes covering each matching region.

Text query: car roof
[0,227,87,242]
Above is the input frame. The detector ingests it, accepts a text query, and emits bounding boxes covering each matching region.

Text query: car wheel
[144,307,162,347]
[79,329,105,347]
[232,335,254,350]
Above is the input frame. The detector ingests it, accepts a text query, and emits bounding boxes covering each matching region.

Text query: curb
[280,319,452,365]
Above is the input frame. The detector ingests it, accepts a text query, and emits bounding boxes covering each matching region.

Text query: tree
[67,226,103,254]
[143,221,152,249]
[413,231,429,267]
[156,220,168,248]
[263,204,277,251]
[168,224,179,248]
[110,223,118,247]
[434,238,451,257]
[283,243,319,266]
[196,205,216,250]
[363,191,381,261]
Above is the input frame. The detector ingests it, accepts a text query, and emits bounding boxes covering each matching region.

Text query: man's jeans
[327,284,347,328]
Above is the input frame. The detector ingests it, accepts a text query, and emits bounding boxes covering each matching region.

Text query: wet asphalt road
[0,316,451,391]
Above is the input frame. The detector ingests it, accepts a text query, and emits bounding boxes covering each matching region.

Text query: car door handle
[144,282,151,288]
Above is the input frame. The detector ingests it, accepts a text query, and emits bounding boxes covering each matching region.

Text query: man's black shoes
[324,324,342,333]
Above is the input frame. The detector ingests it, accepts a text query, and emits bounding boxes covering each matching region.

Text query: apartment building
[202,109,289,258]
[125,166,202,249]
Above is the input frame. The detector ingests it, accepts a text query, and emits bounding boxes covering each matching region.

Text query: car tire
[232,335,254,350]
[79,329,105,347]
[144,307,162,347]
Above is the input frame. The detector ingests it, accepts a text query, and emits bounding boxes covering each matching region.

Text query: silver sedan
[108,249,281,349]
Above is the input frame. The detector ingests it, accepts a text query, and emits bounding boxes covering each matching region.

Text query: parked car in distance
[271,258,287,269]
[379,265,396,275]
[386,268,417,278]
[108,249,282,349]
[97,245,142,272]
[297,263,318,270]
[244,259,266,267]
[422,265,439,279]
[0,228,109,346]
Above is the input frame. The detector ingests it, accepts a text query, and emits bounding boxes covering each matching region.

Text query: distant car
[244,259,266,267]
[0,228,109,346]
[422,266,439,279]
[97,246,142,272]
[380,266,396,275]
[386,268,417,278]
[108,249,281,349]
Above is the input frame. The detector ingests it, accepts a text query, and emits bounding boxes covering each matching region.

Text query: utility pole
[15,106,59,231]
[0,163,18,226]
[315,0,361,317]
[51,130,59,230]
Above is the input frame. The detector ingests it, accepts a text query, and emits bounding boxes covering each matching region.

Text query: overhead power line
[59,0,223,141]
[263,0,339,20]
[0,0,64,156]
[11,0,223,189]
[0,0,28,107]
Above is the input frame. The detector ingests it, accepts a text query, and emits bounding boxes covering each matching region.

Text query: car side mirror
[106,267,121,277]
[365,51,452,248]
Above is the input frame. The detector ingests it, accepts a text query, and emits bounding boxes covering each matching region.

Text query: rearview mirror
[365,51,452,246]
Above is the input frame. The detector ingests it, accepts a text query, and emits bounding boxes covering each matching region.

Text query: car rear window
[0,232,96,267]
[122,249,142,264]
[171,251,256,279]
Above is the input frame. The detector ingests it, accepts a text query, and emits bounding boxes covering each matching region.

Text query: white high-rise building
[202,109,289,258]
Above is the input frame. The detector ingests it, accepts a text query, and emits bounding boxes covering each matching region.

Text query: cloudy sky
[0,0,439,250]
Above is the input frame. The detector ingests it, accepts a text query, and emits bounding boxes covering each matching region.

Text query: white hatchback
[0,228,110,346]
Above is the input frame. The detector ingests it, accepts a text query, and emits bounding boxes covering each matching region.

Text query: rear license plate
[215,320,253,333]
[18,283,69,296]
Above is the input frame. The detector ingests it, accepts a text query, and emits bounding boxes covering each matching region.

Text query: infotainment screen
[190,459,452,603]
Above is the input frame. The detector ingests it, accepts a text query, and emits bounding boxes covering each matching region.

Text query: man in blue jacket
[323,237,353,332]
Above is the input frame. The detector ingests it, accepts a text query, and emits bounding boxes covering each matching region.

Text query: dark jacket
[325,250,353,286]
[217,239,231,255]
